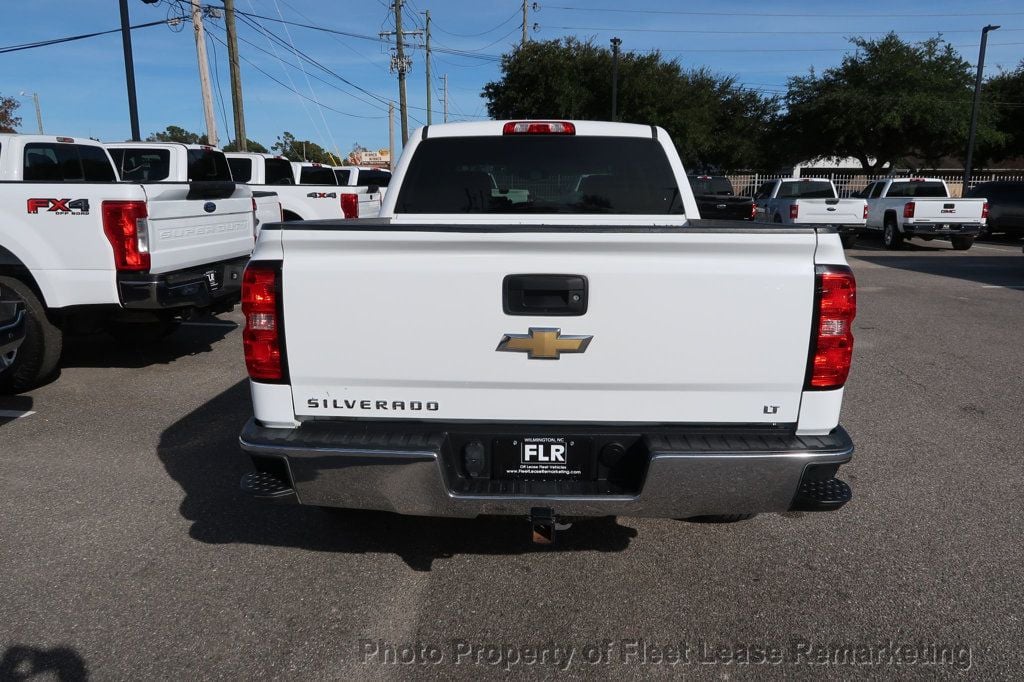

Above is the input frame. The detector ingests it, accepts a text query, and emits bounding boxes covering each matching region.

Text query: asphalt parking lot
[1,235,1022,679]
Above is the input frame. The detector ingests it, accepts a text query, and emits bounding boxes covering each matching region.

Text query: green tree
[271,131,336,164]
[780,34,999,170]
[146,125,208,144]
[978,61,1024,163]
[482,38,780,170]
[223,138,269,153]
[0,94,22,133]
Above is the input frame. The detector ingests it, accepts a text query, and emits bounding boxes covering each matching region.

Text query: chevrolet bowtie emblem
[496,327,593,360]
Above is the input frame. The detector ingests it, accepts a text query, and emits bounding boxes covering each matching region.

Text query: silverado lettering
[306,398,439,411]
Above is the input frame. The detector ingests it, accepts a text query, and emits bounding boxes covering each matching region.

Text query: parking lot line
[0,409,35,419]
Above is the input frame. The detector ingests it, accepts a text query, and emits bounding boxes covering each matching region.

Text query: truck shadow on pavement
[0,394,33,426]
[852,252,1024,289]
[0,645,88,681]
[157,380,638,571]
[60,319,238,371]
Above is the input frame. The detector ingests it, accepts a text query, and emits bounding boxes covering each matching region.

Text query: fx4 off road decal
[27,198,90,215]
[306,192,337,199]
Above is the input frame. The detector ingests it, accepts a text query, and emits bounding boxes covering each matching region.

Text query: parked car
[753,178,866,248]
[0,284,26,378]
[966,181,1024,239]
[863,178,986,250]
[687,175,755,221]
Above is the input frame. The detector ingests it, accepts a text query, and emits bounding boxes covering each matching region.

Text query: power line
[549,25,1024,35]
[0,19,170,55]
[544,4,1024,18]
[432,8,520,38]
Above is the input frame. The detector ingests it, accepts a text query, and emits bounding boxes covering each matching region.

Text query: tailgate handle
[503,274,588,316]
[944,203,955,209]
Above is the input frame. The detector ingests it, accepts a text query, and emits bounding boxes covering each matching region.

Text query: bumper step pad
[240,471,296,501]
[791,477,852,512]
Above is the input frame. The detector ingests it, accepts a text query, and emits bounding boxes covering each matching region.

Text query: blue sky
[2,0,1022,158]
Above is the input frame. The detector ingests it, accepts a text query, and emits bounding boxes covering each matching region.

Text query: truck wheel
[682,514,756,523]
[840,233,858,249]
[950,236,974,251]
[0,276,63,394]
[882,219,903,250]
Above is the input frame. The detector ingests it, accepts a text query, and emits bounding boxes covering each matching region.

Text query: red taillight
[502,121,576,135]
[807,266,856,390]
[981,202,989,220]
[101,200,150,272]
[242,262,284,382]
[749,202,757,220]
[903,202,915,219]
[789,204,799,220]
[341,193,358,219]
[863,204,869,220]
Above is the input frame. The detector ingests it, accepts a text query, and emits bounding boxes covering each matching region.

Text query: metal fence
[724,172,1024,198]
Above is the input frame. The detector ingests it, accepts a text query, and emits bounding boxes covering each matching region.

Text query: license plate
[492,436,592,479]
[204,269,222,290]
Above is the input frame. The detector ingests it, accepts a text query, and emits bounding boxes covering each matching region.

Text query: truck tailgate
[906,198,986,223]
[280,227,818,425]
[144,183,254,274]
[796,199,865,224]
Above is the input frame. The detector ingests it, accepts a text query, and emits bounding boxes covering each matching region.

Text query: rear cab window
[395,136,683,214]
[359,169,391,188]
[299,166,338,185]
[885,181,948,198]
[688,176,733,195]
[228,157,253,183]
[23,143,116,182]
[334,168,352,185]
[777,180,836,199]
[264,158,294,185]
[109,147,171,182]
[186,148,232,182]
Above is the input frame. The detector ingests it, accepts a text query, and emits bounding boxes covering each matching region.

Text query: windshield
[395,136,683,214]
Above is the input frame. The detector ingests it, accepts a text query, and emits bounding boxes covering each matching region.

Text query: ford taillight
[981,202,989,220]
[749,202,757,220]
[101,200,150,272]
[903,202,915,219]
[863,204,869,220]
[242,262,285,382]
[806,266,856,390]
[789,204,799,220]
[341,193,358,219]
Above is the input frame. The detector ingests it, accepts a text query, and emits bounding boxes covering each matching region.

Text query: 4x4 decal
[27,198,90,215]
[306,192,337,199]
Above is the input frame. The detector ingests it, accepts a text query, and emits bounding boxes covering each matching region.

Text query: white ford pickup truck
[862,177,986,250]
[238,120,857,540]
[0,134,255,392]
[754,178,867,248]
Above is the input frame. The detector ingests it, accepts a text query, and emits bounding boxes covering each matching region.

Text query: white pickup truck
[754,178,867,248]
[333,165,392,198]
[225,153,380,221]
[862,178,987,250]
[237,120,857,541]
[0,134,255,392]
[106,142,281,236]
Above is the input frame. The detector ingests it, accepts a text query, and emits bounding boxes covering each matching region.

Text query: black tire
[950,236,974,251]
[882,218,903,250]
[106,318,179,345]
[840,233,858,249]
[0,276,62,394]
[682,514,756,523]
[977,222,992,239]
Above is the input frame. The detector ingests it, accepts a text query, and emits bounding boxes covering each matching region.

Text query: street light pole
[964,24,1000,191]
[118,0,142,140]
[610,37,622,121]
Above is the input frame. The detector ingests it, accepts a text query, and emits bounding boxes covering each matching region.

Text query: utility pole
[964,24,1000,191]
[118,0,141,140]
[610,37,621,122]
[388,101,395,171]
[522,0,528,47]
[223,0,246,150]
[380,0,421,146]
[191,0,219,147]
[442,74,448,123]
[424,10,432,125]
[20,92,44,134]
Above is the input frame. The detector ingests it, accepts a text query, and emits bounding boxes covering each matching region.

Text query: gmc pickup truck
[238,120,857,541]
[754,178,867,248]
[224,153,380,221]
[863,178,987,250]
[0,134,255,392]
